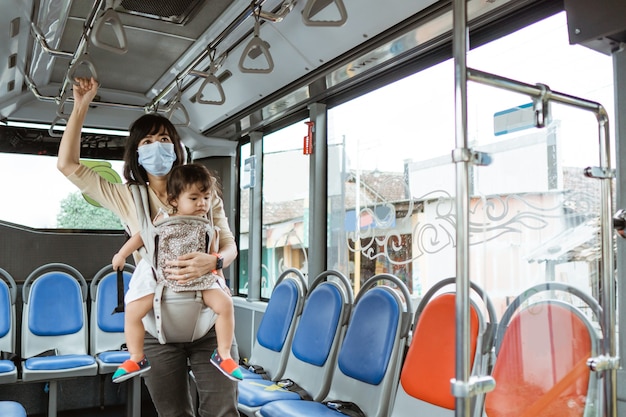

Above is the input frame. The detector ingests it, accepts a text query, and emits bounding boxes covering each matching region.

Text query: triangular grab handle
[90,8,128,54]
[239,36,274,74]
[48,115,67,138]
[66,53,98,84]
[168,101,191,127]
[302,0,347,27]
[56,90,71,117]
[192,71,226,105]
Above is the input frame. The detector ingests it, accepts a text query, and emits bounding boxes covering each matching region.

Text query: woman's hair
[123,113,186,185]
[166,163,219,204]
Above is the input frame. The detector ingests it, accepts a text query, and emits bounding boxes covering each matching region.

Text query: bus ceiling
[0,1,523,133]
[2,0,622,157]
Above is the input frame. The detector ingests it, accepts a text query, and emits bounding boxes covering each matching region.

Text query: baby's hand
[112,253,126,271]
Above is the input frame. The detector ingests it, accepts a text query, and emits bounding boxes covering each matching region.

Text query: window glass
[261,122,310,298]
[327,11,613,315]
[238,142,251,295]
[0,153,124,229]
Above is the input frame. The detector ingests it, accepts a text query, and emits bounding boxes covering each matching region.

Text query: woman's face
[138,128,173,147]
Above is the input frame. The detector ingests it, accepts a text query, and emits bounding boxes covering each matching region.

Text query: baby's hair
[166,163,215,204]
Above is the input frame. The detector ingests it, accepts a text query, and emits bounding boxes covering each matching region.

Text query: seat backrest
[391,277,496,417]
[21,263,90,358]
[0,268,17,354]
[485,282,602,417]
[89,264,134,355]
[244,268,307,380]
[280,270,353,400]
[322,273,412,417]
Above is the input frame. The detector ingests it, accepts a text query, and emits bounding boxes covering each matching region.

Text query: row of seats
[237,272,605,417]
[0,263,141,417]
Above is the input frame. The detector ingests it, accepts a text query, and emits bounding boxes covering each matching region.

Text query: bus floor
[29,404,158,417]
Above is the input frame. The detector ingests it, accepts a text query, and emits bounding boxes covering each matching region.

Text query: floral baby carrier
[128,184,218,344]
[154,215,219,292]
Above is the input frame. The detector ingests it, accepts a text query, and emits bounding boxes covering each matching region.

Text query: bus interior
[0,0,626,416]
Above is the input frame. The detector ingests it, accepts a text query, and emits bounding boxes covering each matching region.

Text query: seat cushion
[0,401,26,417]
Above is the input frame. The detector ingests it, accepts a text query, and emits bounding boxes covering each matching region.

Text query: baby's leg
[202,289,235,360]
[124,294,154,362]
[203,288,242,380]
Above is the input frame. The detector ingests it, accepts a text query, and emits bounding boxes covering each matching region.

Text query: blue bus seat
[239,268,307,381]
[258,273,413,417]
[238,271,353,415]
[0,268,18,384]
[21,263,98,417]
[389,277,497,417]
[90,264,142,416]
[0,401,27,417]
[89,264,135,374]
[485,282,604,417]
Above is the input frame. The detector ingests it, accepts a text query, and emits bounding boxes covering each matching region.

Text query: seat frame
[0,268,18,384]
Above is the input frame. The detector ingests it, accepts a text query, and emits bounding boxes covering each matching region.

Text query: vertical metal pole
[598,110,617,417]
[307,102,328,282]
[614,46,626,417]
[452,0,471,417]
[247,131,263,301]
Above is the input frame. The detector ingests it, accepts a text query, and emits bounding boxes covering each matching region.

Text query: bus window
[261,122,310,298]
[237,123,311,298]
[326,11,613,313]
[0,152,125,230]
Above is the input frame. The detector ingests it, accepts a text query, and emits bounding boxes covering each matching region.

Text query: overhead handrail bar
[30,22,74,59]
[148,0,266,110]
[90,0,128,55]
[24,74,148,113]
[258,0,297,23]
[238,9,274,74]
[302,0,347,27]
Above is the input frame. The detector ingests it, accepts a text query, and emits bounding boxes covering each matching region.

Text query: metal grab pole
[452,1,472,417]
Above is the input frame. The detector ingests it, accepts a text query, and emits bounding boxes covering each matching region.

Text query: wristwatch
[213,253,224,270]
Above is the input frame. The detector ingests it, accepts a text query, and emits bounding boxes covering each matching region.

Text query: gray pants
[142,329,240,417]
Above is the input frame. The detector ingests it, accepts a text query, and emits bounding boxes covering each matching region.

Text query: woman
[57,77,239,417]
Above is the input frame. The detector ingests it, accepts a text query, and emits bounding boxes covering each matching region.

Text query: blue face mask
[137,142,177,177]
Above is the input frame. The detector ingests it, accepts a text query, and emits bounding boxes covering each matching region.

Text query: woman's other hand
[72,77,99,109]
[164,251,213,283]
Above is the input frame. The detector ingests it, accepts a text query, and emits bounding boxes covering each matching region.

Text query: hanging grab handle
[190,62,226,105]
[166,81,191,126]
[90,7,128,54]
[168,101,191,127]
[48,115,67,138]
[239,14,274,74]
[66,53,98,84]
[56,90,71,117]
[302,0,347,27]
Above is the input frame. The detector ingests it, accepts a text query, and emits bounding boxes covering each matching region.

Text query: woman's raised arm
[57,77,100,176]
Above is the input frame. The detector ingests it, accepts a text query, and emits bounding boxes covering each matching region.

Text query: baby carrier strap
[128,184,157,267]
